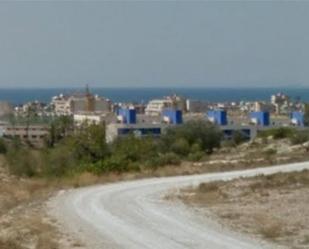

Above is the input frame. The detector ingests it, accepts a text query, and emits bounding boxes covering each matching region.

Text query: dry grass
[253,214,285,239]
[1,137,309,249]
[0,178,54,214]
[175,170,309,248]
[0,178,61,249]
[0,239,22,249]
[302,235,309,245]
[0,159,69,249]
[0,219,60,249]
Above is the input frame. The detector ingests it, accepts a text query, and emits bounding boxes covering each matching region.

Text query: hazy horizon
[0,85,309,90]
[0,1,309,88]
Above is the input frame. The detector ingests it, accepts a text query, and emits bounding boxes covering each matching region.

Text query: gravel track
[48,161,309,249]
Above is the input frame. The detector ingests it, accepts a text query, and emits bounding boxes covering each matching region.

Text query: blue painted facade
[207,110,228,125]
[250,111,270,126]
[117,108,137,124]
[162,108,183,124]
[290,111,305,126]
[117,127,161,136]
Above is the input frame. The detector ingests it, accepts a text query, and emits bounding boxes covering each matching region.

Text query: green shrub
[171,138,190,156]
[100,154,130,173]
[187,151,204,161]
[112,135,158,162]
[259,127,295,140]
[4,118,223,178]
[231,131,247,146]
[0,138,7,154]
[221,140,235,148]
[304,103,309,126]
[162,120,222,154]
[190,143,202,153]
[6,148,37,177]
[264,148,277,156]
[144,152,181,168]
[160,152,181,165]
[46,116,74,147]
[42,145,76,176]
[290,130,309,145]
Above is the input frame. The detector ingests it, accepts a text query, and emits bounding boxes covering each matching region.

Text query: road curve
[48,161,309,249]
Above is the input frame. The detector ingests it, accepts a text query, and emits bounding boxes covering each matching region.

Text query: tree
[111,135,158,162]
[304,103,309,126]
[0,138,7,154]
[171,138,190,156]
[162,120,222,154]
[231,130,247,146]
[43,123,109,176]
[72,123,109,162]
[46,116,74,147]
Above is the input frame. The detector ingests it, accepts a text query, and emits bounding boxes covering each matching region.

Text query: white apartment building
[51,93,112,116]
[145,99,172,116]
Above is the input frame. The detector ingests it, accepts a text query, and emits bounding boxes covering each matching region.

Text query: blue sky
[0,1,308,88]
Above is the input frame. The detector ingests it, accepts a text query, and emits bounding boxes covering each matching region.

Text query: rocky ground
[176,170,309,249]
[1,136,309,249]
[0,157,80,249]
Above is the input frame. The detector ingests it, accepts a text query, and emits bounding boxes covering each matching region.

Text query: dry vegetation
[1,135,309,249]
[0,156,86,249]
[176,170,309,249]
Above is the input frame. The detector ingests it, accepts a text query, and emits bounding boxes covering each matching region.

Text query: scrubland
[1,123,309,248]
[176,170,309,249]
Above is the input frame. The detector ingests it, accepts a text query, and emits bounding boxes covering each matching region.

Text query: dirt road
[48,161,309,249]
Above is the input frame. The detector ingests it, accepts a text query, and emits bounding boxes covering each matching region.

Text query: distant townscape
[0,86,305,147]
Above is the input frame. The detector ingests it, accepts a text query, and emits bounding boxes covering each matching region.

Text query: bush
[46,116,74,147]
[159,152,181,165]
[190,143,202,153]
[259,127,295,140]
[41,124,109,177]
[264,148,277,159]
[96,155,129,173]
[4,119,222,178]
[187,151,204,162]
[162,120,222,154]
[111,135,158,161]
[221,140,235,148]
[231,131,247,146]
[290,130,309,145]
[304,103,309,126]
[6,148,37,177]
[42,145,76,177]
[144,152,181,168]
[0,138,7,154]
[171,138,190,156]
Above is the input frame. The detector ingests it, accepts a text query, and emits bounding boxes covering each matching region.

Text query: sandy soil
[0,159,80,249]
[47,162,309,249]
[177,170,309,249]
[1,137,309,249]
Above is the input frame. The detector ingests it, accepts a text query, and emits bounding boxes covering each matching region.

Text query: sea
[0,87,308,105]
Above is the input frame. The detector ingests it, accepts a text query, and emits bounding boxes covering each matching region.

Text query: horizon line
[0,85,307,89]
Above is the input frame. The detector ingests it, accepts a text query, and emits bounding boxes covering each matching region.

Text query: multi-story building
[145,95,187,116]
[186,99,210,113]
[106,107,183,143]
[145,99,172,116]
[51,91,112,116]
[15,101,47,117]
[73,112,115,127]
[51,94,71,115]
[3,124,49,147]
[271,92,290,114]
[0,101,13,117]
[254,101,276,113]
